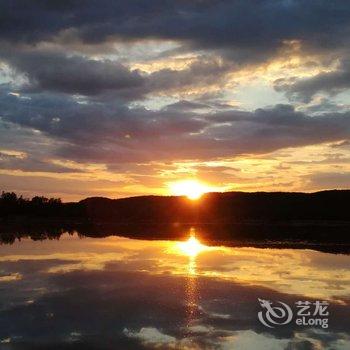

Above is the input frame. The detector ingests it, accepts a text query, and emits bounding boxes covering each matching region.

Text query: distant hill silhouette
[1,189,350,224]
[1,190,350,246]
[80,190,350,223]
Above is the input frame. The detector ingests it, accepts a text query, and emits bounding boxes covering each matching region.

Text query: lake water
[0,231,349,349]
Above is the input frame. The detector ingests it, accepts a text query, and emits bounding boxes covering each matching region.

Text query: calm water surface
[0,232,349,349]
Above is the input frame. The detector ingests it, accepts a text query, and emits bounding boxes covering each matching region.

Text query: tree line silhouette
[1,190,350,248]
[0,191,84,219]
[1,190,350,223]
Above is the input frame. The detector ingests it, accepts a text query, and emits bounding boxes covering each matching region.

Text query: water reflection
[181,230,201,336]
[185,255,198,332]
[176,228,209,258]
[0,230,349,349]
[2,222,350,255]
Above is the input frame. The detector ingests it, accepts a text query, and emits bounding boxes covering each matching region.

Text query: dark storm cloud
[1,1,350,114]
[275,59,350,102]
[1,0,350,171]
[38,104,350,162]
[0,89,212,166]
[1,1,350,63]
[0,48,232,99]
[2,88,350,164]
[2,50,145,97]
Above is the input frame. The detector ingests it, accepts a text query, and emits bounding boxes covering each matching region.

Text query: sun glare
[169,180,210,200]
[177,234,207,257]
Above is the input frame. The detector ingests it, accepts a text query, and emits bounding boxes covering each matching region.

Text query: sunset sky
[1,1,350,200]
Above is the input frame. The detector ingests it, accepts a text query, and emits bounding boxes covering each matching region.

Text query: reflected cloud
[124,327,176,348]
[1,232,350,300]
[0,233,349,348]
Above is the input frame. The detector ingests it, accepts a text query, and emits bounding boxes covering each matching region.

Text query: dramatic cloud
[1,1,350,63]
[275,59,350,102]
[0,48,233,101]
[4,50,145,96]
[1,1,350,198]
[2,88,350,164]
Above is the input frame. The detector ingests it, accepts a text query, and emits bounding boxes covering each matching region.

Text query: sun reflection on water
[185,257,198,332]
[173,229,205,335]
[176,229,208,260]
[185,252,200,336]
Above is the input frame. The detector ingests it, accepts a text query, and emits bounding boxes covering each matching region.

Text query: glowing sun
[169,180,210,200]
